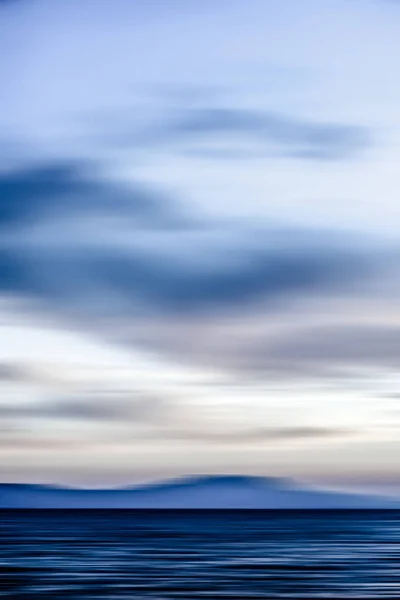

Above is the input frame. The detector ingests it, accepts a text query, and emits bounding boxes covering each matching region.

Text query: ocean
[1,510,399,599]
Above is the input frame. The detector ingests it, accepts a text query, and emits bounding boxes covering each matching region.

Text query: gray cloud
[267,325,400,371]
[0,362,30,383]
[116,105,370,161]
[0,423,352,454]
[2,154,397,391]
[0,160,376,319]
[158,425,353,444]
[189,323,400,381]
[0,393,163,423]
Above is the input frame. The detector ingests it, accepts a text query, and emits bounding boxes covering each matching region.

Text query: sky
[1,0,400,494]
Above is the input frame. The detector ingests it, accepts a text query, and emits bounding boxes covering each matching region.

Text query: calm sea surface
[1,510,399,599]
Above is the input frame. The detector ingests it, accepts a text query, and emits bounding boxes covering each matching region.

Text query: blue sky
[1,0,400,493]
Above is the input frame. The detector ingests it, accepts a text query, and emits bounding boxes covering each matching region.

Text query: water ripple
[1,510,399,598]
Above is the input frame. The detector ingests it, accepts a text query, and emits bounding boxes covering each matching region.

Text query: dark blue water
[1,510,399,599]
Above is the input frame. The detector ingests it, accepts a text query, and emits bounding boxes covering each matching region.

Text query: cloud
[157,425,353,444]
[267,325,400,371]
[118,105,370,161]
[0,394,352,448]
[0,432,77,451]
[183,322,400,382]
[0,159,376,320]
[2,154,398,392]
[0,425,351,459]
[0,392,163,423]
[0,362,30,382]
[0,160,184,229]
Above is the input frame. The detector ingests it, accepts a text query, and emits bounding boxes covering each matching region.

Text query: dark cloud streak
[0,160,375,317]
[117,105,371,161]
[155,425,353,444]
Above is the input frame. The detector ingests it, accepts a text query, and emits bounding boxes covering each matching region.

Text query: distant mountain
[0,475,399,509]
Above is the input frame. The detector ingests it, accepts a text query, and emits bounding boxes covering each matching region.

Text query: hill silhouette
[1,475,399,509]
